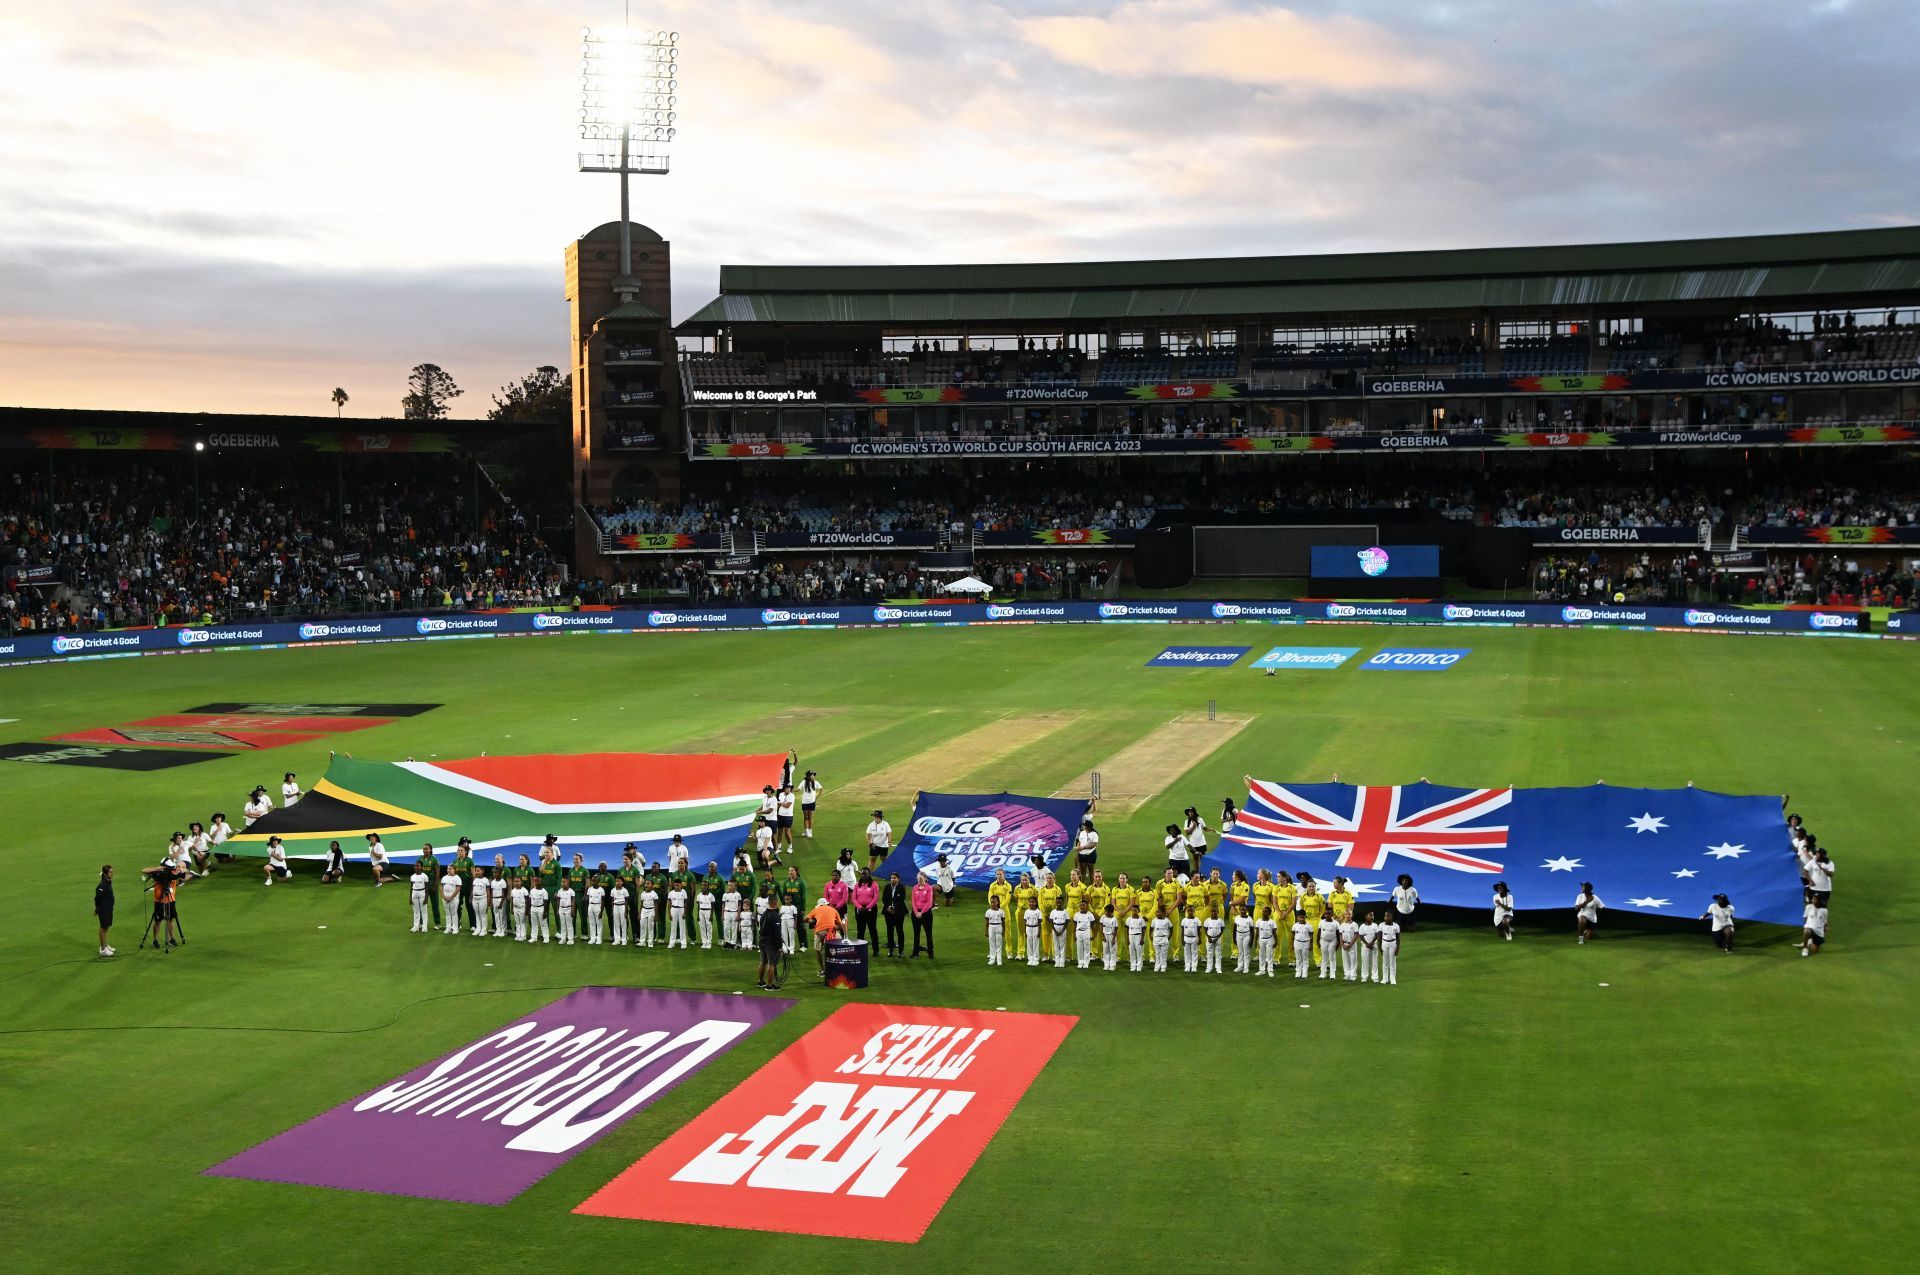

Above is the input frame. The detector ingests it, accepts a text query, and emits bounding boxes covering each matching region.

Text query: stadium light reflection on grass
[578,22,678,288]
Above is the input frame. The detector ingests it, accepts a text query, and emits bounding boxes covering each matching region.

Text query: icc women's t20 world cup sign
[875,792,1090,889]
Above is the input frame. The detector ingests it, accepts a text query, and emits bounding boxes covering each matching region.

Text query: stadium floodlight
[578,22,679,288]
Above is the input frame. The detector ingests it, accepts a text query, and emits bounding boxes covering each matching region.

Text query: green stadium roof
[680,226,1920,329]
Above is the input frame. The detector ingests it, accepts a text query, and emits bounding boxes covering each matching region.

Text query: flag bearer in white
[509,878,529,941]
[409,867,430,932]
[1358,913,1380,982]
[1378,915,1401,984]
[555,878,576,945]
[984,903,1006,966]
[470,871,490,936]
[586,877,606,944]
[439,871,461,934]
[1574,884,1604,945]
[1255,909,1278,977]
[528,881,551,943]
[696,885,716,949]
[1203,909,1226,973]
[667,885,689,948]
[637,885,656,947]
[610,880,630,944]
[1292,912,1313,978]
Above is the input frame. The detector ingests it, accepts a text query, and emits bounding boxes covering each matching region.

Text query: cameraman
[142,862,183,949]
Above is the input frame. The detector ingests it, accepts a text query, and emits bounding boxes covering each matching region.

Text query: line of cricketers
[983,867,1374,967]
[983,897,1400,981]
[403,841,828,955]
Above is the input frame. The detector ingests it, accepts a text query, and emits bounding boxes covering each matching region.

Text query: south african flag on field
[231,752,783,870]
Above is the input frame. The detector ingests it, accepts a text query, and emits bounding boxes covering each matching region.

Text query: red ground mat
[50,726,328,752]
[127,713,393,735]
[575,1003,1075,1243]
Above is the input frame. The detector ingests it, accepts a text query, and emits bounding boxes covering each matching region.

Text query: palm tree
[331,387,349,417]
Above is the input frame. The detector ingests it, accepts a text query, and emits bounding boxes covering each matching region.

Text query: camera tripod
[139,900,185,953]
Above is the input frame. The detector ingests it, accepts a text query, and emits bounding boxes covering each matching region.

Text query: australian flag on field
[1211,780,1803,925]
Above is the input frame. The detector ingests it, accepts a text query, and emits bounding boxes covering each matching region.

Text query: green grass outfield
[2,623,1917,1274]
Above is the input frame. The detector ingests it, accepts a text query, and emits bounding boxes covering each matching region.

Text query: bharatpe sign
[1362,648,1471,670]
[1146,646,1250,667]
[876,791,1090,888]
[576,1003,1077,1243]
[205,988,791,1206]
[1252,646,1361,670]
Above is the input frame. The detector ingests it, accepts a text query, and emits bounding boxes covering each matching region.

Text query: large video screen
[1309,544,1440,580]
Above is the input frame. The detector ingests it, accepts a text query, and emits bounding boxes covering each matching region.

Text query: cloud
[1017,0,1450,89]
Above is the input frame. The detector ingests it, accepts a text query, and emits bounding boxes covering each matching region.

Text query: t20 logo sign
[576,1004,1075,1242]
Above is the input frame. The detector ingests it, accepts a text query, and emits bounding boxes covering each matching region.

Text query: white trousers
[781,916,798,953]
[1154,942,1169,972]
[471,891,489,936]
[1342,945,1358,980]
[638,907,655,946]
[511,903,528,941]
[1182,943,1199,972]
[530,908,550,943]
[1379,945,1398,983]
[1076,938,1092,969]
[987,929,1004,964]
[411,895,428,931]
[722,912,737,946]
[587,905,603,944]
[491,901,507,936]
[612,907,630,945]
[1053,930,1068,967]
[557,906,575,944]
[1025,925,1041,964]
[1129,936,1145,970]
[1235,942,1251,974]
[1294,942,1311,977]
[1206,942,1223,973]
[697,912,714,948]
[442,901,460,934]
[1102,941,1117,971]
[1258,940,1275,976]
[1358,946,1374,982]
[1319,944,1337,978]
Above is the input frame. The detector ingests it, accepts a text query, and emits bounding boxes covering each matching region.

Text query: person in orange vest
[806,896,843,974]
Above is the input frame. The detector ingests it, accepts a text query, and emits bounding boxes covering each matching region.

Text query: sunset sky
[2,0,1916,417]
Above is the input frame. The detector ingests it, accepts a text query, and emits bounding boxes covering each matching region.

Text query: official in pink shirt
[852,873,880,945]
[824,877,851,913]
[910,874,937,958]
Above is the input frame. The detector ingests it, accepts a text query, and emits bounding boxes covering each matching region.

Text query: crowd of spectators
[1,459,565,634]
[580,554,1118,606]
[1533,548,1916,609]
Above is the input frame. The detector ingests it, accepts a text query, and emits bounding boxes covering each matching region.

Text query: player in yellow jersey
[1037,872,1063,960]
[1063,869,1088,963]
[1155,869,1185,956]
[1251,869,1276,935]
[1011,872,1039,959]
[1204,869,1228,931]
[987,868,1014,930]
[1328,875,1356,922]
[1299,877,1328,965]
[1085,871,1111,958]
[1273,871,1298,936]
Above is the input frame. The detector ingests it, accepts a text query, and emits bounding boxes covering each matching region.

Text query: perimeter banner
[875,791,1090,888]
[576,1004,1076,1242]
[206,987,792,1205]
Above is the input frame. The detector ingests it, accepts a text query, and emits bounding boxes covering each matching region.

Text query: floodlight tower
[578,21,678,300]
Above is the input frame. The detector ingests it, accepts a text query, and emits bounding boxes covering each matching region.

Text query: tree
[401,363,463,419]
[331,387,350,417]
[482,365,573,528]
[488,365,569,423]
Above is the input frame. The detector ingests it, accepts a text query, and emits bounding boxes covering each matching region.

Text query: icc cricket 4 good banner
[206,988,793,1204]
[576,1003,1076,1242]
[874,790,1091,889]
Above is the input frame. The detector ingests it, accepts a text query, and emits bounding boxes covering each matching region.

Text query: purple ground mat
[206,986,794,1205]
